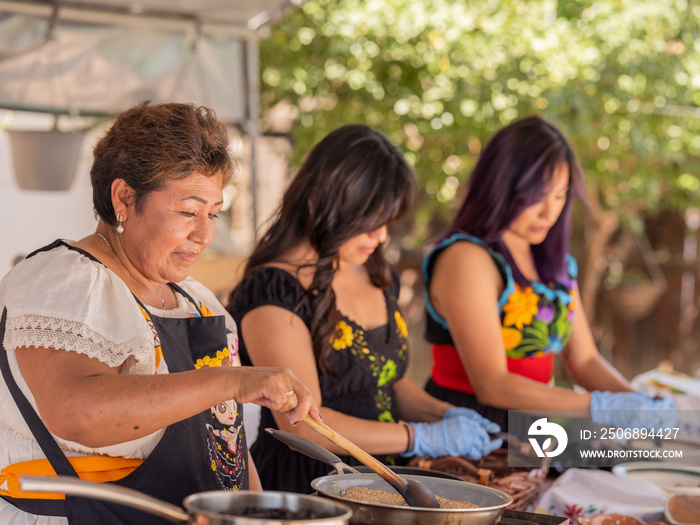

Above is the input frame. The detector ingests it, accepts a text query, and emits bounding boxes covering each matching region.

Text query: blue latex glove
[443,407,501,435]
[402,416,503,459]
[590,391,677,431]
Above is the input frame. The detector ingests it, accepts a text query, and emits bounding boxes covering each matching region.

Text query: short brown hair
[91,101,234,224]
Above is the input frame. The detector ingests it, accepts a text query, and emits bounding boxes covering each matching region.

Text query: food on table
[575,514,664,525]
[666,494,700,525]
[342,486,478,509]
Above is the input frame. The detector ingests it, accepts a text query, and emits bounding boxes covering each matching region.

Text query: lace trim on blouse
[4,313,155,374]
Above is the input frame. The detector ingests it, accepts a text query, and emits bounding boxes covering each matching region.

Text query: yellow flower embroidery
[394,311,408,338]
[196,356,211,368]
[194,347,231,369]
[199,302,214,317]
[501,327,522,350]
[568,288,577,311]
[502,285,540,330]
[330,321,353,350]
[217,348,231,366]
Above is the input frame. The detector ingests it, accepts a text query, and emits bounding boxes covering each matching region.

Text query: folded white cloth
[631,368,700,404]
[534,469,665,523]
[631,368,700,440]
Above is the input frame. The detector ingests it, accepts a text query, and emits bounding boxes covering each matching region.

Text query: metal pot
[312,473,512,525]
[20,475,353,524]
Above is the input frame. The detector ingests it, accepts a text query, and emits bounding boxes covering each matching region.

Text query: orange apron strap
[0,456,143,500]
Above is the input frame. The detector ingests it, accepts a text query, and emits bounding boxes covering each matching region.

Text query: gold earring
[116,213,124,234]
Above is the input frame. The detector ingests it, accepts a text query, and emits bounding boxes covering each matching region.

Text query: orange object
[0,456,143,500]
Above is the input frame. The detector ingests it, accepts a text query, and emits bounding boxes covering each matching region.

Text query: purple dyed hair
[438,115,586,286]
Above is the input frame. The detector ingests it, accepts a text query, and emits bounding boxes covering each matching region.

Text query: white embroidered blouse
[0,242,240,525]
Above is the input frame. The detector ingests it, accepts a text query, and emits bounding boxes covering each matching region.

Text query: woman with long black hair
[227,124,502,493]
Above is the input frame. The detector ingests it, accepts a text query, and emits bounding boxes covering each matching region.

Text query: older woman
[0,101,320,524]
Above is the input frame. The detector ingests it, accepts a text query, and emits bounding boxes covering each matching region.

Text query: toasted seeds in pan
[342,487,479,509]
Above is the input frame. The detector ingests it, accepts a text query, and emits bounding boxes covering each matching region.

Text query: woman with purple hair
[422,116,676,432]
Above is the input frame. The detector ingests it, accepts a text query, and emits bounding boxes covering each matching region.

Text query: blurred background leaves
[261,0,699,247]
[258,0,700,377]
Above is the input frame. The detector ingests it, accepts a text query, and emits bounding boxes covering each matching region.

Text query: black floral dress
[229,266,409,494]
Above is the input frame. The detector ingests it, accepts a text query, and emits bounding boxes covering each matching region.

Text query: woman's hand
[229,366,322,426]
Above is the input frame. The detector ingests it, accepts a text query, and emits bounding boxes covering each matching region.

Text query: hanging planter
[601,227,667,322]
[7,129,86,191]
[602,280,666,322]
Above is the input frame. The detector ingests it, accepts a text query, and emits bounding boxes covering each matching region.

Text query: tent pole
[242,36,260,241]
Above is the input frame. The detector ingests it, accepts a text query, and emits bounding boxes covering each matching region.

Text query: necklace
[96,231,166,309]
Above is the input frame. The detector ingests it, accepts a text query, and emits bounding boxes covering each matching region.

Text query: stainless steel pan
[312,473,512,525]
[264,427,512,524]
[20,475,353,524]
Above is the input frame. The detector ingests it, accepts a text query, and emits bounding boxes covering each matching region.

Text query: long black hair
[230,124,415,373]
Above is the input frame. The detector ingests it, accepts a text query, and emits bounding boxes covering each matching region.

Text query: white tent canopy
[0,0,299,240]
[0,0,300,122]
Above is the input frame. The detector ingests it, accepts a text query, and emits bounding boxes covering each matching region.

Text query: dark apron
[0,240,248,524]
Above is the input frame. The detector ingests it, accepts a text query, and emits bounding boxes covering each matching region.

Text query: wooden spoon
[303,414,440,509]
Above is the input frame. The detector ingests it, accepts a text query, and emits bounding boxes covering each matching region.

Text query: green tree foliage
[260,0,700,248]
